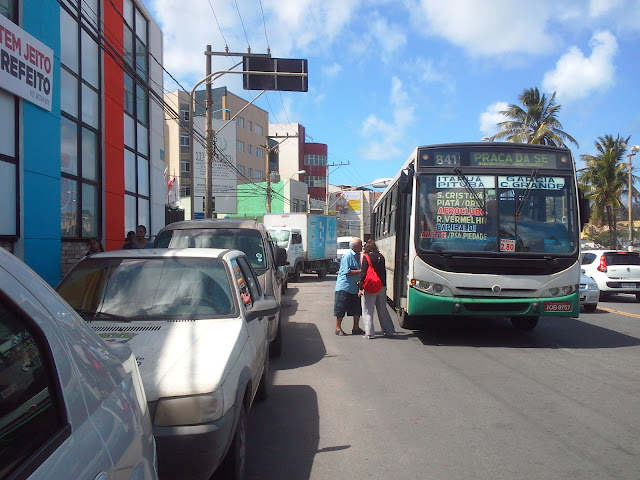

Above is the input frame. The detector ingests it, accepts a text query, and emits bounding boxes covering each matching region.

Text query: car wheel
[256,354,269,402]
[636,293,640,302]
[583,304,597,312]
[269,317,282,358]
[398,309,417,329]
[292,264,302,282]
[213,407,246,480]
[317,267,327,279]
[511,316,539,330]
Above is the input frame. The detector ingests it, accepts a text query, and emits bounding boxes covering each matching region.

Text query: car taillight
[597,255,607,272]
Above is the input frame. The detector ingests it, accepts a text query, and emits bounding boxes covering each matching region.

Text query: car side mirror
[276,247,287,267]
[245,297,280,321]
[581,268,585,274]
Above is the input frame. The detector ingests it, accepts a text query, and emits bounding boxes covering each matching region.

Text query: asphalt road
[246,274,640,480]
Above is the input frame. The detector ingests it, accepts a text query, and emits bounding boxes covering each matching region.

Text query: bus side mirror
[579,189,590,231]
[398,167,413,194]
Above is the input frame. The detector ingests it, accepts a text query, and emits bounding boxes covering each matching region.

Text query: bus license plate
[544,301,572,312]
[621,283,636,288]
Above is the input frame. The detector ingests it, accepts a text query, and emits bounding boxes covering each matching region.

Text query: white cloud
[589,0,623,16]
[369,13,407,62]
[414,0,555,56]
[321,62,342,78]
[542,31,618,102]
[359,77,416,161]
[479,102,508,136]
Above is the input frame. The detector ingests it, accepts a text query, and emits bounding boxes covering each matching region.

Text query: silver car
[579,273,599,312]
[0,248,157,480]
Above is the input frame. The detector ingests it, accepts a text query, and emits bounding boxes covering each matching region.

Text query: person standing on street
[334,237,364,336]
[130,225,153,249]
[359,239,396,339]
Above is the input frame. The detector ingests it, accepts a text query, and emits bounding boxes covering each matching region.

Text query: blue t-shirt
[335,249,361,294]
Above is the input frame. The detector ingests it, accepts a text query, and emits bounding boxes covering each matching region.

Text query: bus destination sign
[470,151,557,168]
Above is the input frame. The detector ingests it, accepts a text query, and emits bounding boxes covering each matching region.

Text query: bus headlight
[411,279,451,296]
[549,287,559,296]
[562,285,575,295]
[433,284,444,293]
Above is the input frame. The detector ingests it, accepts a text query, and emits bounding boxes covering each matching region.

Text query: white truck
[264,213,338,281]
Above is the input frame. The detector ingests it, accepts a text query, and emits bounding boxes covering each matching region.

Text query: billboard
[0,15,54,111]
[193,118,237,214]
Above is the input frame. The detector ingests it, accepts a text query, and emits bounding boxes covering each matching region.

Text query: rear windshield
[604,252,640,265]
[155,228,267,271]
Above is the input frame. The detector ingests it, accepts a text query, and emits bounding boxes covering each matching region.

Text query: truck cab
[269,227,305,277]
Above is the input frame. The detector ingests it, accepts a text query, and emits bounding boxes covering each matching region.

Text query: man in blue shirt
[334,237,364,336]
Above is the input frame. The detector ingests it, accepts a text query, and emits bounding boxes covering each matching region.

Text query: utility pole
[204,45,213,219]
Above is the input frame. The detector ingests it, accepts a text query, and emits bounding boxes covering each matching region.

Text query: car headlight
[585,278,599,290]
[154,389,224,426]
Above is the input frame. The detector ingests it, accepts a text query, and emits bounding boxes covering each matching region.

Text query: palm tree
[490,87,579,148]
[578,135,633,248]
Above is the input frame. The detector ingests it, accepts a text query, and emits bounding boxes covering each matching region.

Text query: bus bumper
[407,287,579,318]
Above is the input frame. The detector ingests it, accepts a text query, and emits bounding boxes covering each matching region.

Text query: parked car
[580,250,640,301]
[579,273,599,312]
[0,248,157,480]
[56,248,279,480]
[334,236,356,271]
[154,219,287,357]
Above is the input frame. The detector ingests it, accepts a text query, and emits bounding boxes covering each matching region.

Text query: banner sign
[0,15,54,111]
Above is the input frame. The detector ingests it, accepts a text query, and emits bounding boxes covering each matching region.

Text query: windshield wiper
[453,168,486,212]
[515,168,539,218]
[75,308,131,322]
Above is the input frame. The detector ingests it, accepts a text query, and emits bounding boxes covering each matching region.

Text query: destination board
[470,152,557,168]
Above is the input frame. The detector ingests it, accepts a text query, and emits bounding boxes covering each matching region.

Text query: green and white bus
[372,143,590,330]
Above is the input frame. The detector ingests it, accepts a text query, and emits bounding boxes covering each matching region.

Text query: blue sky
[144,0,640,187]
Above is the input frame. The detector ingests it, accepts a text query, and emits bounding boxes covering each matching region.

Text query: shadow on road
[247,385,321,480]
[277,287,327,370]
[412,315,640,349]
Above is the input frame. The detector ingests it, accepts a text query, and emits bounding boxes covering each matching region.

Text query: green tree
[490,87,579,148]
[578,134,633,248]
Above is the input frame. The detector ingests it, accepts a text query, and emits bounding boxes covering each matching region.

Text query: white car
[580,250,640,301]
[56,248,279,480]
[0,248,157,480]
[579,273,599,312]
[336,236,356,265]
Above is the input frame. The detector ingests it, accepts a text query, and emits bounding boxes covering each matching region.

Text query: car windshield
[155,228,267,271]
[338,241,351,249]
[269,230,290,248]
[56,257,235,320]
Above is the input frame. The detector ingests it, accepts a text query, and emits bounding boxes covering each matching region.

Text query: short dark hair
[136,225,147,233]
[126,230,135,238]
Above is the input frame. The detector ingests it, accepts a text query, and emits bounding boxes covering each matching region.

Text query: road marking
[598,306,640,319]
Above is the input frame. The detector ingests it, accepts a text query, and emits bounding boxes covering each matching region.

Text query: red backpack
[361,253,383,293]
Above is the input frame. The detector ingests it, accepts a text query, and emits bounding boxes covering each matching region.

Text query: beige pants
[361,286,396,336]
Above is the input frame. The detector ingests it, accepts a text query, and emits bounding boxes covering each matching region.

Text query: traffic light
[243,57,308,92]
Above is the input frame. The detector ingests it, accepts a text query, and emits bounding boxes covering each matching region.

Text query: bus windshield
[417,173,577,254]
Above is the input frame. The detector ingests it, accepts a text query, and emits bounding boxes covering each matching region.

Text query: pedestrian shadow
[248,385,346,480]
[412,315,640,349]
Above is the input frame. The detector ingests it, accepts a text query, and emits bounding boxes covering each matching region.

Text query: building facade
[0,0,165,284]
[269,122,327,212]
[164,87,270,219]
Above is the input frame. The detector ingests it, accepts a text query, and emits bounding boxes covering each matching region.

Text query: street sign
[243,57,308,92]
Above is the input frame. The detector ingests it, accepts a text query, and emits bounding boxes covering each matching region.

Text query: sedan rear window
[57,258,235,320]
[155,228,267,271]
[603,253,640,266]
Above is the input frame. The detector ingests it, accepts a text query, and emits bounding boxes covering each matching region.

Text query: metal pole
[205,45,213,219]
[630,153,634,251]
[266,156,272,213]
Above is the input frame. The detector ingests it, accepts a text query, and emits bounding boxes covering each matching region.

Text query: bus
[372,142,590,330]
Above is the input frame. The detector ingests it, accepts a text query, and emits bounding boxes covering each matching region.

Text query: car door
[0,284,114,480]
[231,256,268,392]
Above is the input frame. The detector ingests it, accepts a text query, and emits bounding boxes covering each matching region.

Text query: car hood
[91,318,246,401]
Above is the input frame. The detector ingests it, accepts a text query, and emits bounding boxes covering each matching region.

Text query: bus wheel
[398,309,417,329]
[510,316,538,330]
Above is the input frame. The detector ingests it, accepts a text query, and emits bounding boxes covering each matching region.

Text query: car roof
[84,248,241,260]
[158,219,265,232]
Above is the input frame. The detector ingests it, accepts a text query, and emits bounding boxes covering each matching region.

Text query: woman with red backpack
[358,239,397,339]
